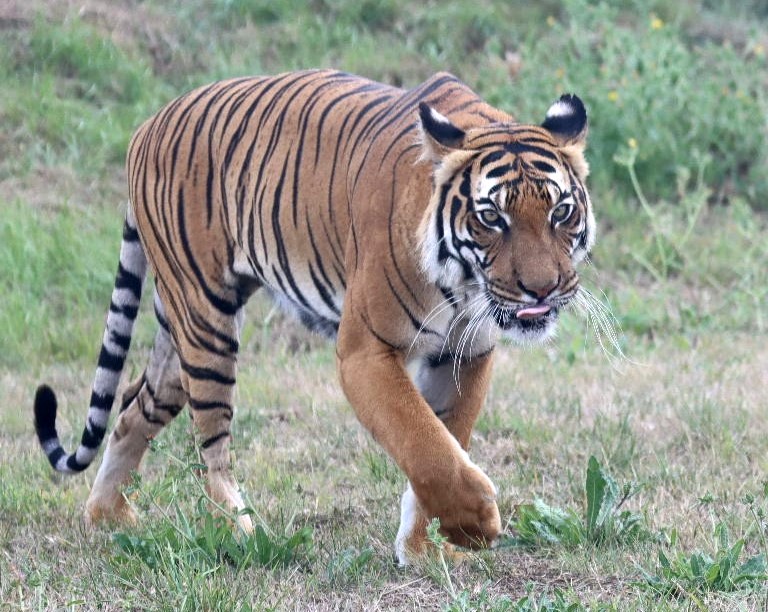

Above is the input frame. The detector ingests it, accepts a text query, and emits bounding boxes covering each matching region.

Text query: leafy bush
[506,0,768,207]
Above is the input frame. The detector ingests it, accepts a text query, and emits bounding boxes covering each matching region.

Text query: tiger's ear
[418,102,467,162]
[541,93,588,147]
[541,93,589,179]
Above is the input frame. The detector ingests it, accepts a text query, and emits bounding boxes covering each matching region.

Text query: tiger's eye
[551,204,573,224]
[478,209,501,226]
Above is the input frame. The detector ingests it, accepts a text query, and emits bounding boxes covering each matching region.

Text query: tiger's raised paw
[394,480,500,566]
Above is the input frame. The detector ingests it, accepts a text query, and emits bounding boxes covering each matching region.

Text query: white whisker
[571,286,634,369]
[406,293,461,357]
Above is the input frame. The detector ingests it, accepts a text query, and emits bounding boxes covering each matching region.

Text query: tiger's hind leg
[174,302,253,533]
[86,291,187,525]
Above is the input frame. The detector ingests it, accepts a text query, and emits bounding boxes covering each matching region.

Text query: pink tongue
[516,305,552,320]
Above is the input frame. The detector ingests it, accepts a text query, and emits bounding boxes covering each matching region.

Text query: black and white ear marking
[541,93,588,145]
[418,102,466,150]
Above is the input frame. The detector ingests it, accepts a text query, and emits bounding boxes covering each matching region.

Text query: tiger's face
[417,95,594,344]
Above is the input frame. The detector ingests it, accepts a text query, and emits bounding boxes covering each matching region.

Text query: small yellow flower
[555,67,565,79]
[650,15,664,30]
[628,138,637,149]
[754,43,765,58]
[547,15,556,27]
[608,90,619,102]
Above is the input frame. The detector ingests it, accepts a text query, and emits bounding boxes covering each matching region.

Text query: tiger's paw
[394,480,498,566]
[84,494,137,528]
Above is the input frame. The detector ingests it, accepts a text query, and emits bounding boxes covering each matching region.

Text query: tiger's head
[417,94,594,344]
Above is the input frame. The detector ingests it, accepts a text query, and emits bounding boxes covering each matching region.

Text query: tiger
[33,69,594,566]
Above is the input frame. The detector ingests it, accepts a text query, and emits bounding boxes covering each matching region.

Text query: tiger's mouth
[489,299,559,333]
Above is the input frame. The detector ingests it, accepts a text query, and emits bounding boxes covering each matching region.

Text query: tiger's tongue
[516,305,552,320]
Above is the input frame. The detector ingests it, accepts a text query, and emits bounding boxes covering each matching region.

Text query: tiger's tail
[34,211,147,473]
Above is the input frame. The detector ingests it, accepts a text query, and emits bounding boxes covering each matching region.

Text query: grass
[2,0,768,609]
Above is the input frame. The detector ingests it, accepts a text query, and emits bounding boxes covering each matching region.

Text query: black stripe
[449,195,474,279]
[504,140,559,160]
[176,187,239,315]
[97,347,125,372]
[313,82,388,168]
[180,360,235,386]
[109,329,132,352]
[48,447,66,467]
[109,300,139,320]
[65,455,88,472]
[305,207,338,304]
[90,391,114,411]
[81,419,106,448]
[201,431,230,449]
[484,164,511,180]
[271,154,314,309]
[384,272,440,337]
[532,160,556,173]
[359,311,404,351]
[140,398,165,425]
[153,403,184,416]
[154,300,170,332]
[308,263,341,316]
[120,375,145,412]
[122,223,140,242]
[189,398,233,411]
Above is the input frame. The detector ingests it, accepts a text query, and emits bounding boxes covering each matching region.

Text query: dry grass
[3,297,768,609]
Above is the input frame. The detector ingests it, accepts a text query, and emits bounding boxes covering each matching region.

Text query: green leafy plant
[508,456,647,548]
[613,141,710,281]
[111,443,313,574]
[324,546,375,586]
[427,517,459,599]
[507,588,587,612]
[639,523,768,600]
[446,584,589,612]
[112,508,313,571]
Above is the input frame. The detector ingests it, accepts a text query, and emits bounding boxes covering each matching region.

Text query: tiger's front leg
[336,321,500,565]
[395,350,497,564]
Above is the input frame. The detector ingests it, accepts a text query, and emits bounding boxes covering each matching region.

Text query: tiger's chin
[491,305,559,345]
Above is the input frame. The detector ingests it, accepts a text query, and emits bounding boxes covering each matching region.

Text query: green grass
[2,0,768,609]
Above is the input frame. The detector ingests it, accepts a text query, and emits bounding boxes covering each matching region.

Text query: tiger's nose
[517,276,559,300]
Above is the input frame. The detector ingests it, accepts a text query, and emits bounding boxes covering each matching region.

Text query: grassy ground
[2,0,768,609]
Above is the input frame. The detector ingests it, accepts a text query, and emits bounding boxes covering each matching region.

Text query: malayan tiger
[33,69,594,565]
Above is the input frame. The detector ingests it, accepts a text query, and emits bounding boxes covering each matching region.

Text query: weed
[507,456,648,549]
[324,546,375,586]
[446,584,591,612]
[426,518,459,599]
[639,523,768,601]
[112,445,314,574]
[613,143,710,282]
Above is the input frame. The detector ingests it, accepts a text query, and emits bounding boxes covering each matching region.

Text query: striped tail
[34,212,148,473]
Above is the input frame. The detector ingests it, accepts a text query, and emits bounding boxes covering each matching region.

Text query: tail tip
[34,384,58,436]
